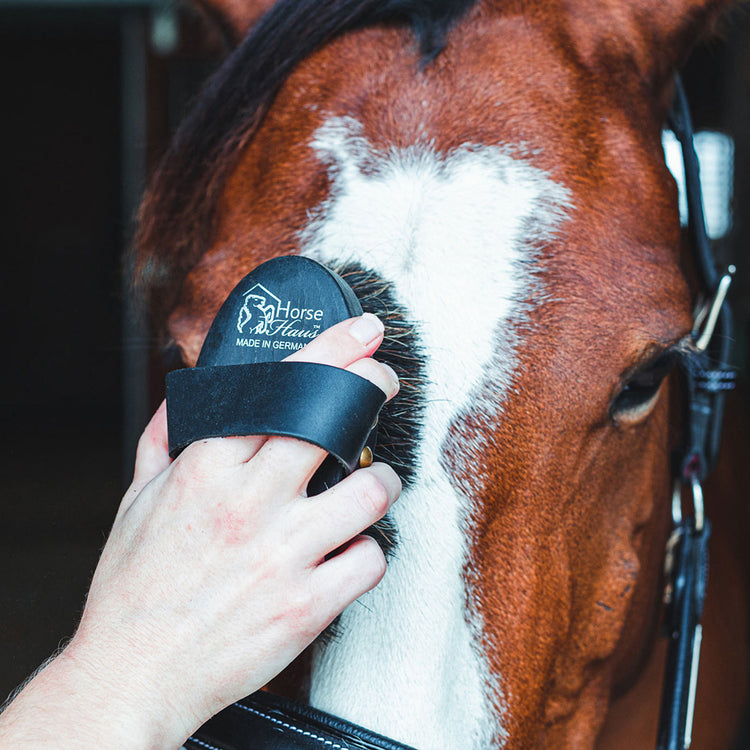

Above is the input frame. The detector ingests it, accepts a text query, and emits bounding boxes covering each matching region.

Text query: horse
[133,0,750,746]
[238,291,276,334]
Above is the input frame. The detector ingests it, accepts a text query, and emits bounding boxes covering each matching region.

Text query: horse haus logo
[236,283,324,352]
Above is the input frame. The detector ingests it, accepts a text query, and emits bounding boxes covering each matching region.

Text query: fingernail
[381,363,400,394]
[349,313,384,346]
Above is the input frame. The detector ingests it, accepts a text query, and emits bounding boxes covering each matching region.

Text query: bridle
[658,75,736,750]
[185,76,737,750]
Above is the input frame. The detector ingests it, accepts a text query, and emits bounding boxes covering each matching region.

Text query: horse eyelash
[626,335,698,384]
[609,339,694,422]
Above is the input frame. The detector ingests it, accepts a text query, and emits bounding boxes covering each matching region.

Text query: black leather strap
[167,360,386,470]
[657,75,735,750]
[185,692,418,750]
[678,350,736,482]
[657,519,711,750]
[669,75,735,482]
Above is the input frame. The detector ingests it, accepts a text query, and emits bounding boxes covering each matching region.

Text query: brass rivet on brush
[359,446,374,468]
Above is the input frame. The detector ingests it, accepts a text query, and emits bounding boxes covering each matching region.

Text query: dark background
[1,0,748,730]
[0,0,223,699]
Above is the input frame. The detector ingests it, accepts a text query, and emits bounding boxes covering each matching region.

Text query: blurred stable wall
[1,0,749,713]
[0,1,221,701]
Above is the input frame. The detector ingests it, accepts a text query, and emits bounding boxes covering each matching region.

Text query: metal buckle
[692,265,735,351]
[670,472,704,530]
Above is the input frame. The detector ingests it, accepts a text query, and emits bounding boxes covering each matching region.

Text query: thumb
[120,401,172,514]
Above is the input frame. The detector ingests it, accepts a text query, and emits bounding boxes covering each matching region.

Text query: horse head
[135,0,747,746]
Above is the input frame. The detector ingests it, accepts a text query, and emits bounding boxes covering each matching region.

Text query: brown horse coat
[136,0,749,746]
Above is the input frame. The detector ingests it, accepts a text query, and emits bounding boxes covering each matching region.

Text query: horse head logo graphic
[237,284,281,334]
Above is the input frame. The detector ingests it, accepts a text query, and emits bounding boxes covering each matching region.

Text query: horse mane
[134,0,477,331]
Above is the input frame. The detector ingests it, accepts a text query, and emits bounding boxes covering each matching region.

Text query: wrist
[64,631,195,749]
[0,639,191,750]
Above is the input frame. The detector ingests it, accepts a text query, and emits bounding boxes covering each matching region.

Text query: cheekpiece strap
[657,517,711,750]
[692,367,737,393]
[668,75,736,483]
[658,74,736,750]
[678,350,736,482]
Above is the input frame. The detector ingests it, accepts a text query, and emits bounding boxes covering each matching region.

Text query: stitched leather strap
[185,692,418,750]
[167,361,386,469]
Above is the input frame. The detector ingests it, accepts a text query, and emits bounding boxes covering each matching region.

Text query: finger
[295,463,401,560]
[285,313,384,367]
[174,432,268,472]
[197,314,386,469]
[117,401,173,518]
[247,357,399,495]
[128,401,170,490]
[346,358,400,401]
[309,535,387,625]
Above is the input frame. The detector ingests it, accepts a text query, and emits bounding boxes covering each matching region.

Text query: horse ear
[193,0,278,44]
[566,0,736,89]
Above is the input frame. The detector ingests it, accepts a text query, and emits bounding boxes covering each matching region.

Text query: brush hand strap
[167,361,385,471]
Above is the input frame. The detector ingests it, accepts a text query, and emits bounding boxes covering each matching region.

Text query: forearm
[0,645,188,750]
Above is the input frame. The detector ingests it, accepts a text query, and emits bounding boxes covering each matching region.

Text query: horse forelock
[134,0,478,334]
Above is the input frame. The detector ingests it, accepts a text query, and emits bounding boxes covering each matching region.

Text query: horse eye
[610,353,677,425]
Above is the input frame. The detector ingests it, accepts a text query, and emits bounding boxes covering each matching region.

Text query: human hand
[0,313,400,749]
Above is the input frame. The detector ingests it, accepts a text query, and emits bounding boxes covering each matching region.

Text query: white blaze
[302,117,569,749]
